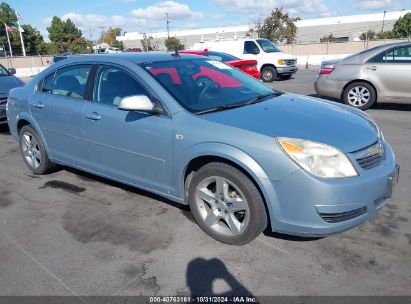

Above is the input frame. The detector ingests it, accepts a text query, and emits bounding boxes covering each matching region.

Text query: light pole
[165,13,170,38]
[381,10,387,32]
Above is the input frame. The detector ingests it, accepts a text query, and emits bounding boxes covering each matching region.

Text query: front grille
[319,207,367,223]
[357,153,384,170]
[0,98,7,105]
[284,59,296,66]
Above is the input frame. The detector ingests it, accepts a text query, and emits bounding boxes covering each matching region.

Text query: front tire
[261,66,277,82]
[188,162,267,245]
[19,125,56,174]
[343,82,376,110]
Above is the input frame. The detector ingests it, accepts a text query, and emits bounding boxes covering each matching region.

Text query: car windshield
[256,39,280,53]
[0,65,9,77]
[206,51,240,62]
[140,58,280,114]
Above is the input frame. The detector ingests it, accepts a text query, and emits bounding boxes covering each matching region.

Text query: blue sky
[7,0,411,39]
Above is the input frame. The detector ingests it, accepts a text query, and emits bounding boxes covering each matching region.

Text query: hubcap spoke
[23,134,31,148]
[228,199,248,212]
[196,188,216,206]
[225,213,241,234]
[204,211,221,227]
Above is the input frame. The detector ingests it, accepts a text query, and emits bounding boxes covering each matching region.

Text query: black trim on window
[84,64,98,101]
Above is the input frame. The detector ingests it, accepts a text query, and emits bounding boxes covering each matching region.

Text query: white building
[116,10,411,50]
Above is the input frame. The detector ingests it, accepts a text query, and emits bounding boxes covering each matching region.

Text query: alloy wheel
[195,176,250,237]
[347,86,370,107]
[21,132,41,169]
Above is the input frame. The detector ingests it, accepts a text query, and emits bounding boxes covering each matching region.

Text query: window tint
[40,72,55,93]
[94,66,149,106]
[243,41,260,55]
[52,65,92,99]
[369,51,386,63]
[386,46,411,63]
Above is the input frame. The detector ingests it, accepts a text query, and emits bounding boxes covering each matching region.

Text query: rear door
[29,64,93,167]
[364,45,411,101]
[83,64,173,193]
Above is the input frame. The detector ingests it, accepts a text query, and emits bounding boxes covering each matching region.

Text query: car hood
[0,76,23,95]
[199,94,379,153]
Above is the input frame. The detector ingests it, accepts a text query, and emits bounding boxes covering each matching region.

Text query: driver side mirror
[8,68,16,75]
[118,95,162,114]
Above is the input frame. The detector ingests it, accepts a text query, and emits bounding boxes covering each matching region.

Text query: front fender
[173,142,270,203]
[15,112,50,154]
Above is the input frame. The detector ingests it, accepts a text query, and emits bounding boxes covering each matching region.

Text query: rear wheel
[261,66,277,82]
[188,162,267,245]
[19,125,56,174]
[343,82,376,110]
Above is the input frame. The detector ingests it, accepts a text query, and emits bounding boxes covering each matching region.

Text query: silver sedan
[315,42,411,110]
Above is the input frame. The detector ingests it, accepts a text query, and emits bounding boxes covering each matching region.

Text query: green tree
[0,2,17,50]
[21,24,46,54]
[110,39,124,50]
[248,8,299,44]
[165,36,184,51]
[376,31,395,39]
[393,13,411,38]
[47,16,85,54]
[359,30,377,40]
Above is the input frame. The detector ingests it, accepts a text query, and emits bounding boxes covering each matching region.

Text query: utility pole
[165,13,170,38]
[381,10,387,32]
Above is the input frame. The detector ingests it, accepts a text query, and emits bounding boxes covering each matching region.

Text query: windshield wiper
[195,103,246,115]
[243,92,282,105]
[195,92,282,115]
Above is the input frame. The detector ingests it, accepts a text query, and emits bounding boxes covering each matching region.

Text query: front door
[364,45,411,102]
[83,65,173,194]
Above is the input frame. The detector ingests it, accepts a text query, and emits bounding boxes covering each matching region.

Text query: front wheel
[188,162,267,245]
[343,82,376,110]
[261,66,277,82]
[19,125,56,174]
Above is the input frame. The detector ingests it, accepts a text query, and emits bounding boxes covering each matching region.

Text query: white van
[191,38,297,82]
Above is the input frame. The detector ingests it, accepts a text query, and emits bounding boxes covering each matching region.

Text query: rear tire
[343,82,376,110]
[188,162,267,245]
[261,66,277,82]
[19,125,56,175]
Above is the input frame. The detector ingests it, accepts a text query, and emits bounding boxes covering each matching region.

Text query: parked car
[125,48,142,53]
[191,38,297,82]
[180,50,260,79]
[315,42,411,110]
[0,64,24,125]
[7,53,398,244]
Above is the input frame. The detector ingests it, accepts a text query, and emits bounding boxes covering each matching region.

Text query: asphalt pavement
[0,68,410,298]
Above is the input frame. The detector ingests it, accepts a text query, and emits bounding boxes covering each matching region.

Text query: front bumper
[260,141,398,237]
[277,65,298,75]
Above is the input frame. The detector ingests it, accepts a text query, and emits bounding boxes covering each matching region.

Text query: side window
[386,46,411,63]
[243,41,260,55]
[94,66,150,106]
[40,72,55,93]
[52,65,92,99]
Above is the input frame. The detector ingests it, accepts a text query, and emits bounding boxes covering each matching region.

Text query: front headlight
[277,137,358,178]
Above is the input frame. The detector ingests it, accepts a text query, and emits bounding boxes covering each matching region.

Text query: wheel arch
[341,79,378,101]
[15,114,50,154]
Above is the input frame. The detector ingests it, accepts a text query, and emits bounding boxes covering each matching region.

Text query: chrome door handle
[85,113,102,120]
[32,103,45,109]
[367,66,377,71]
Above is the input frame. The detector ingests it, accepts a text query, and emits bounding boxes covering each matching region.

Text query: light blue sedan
[6,53,399,244]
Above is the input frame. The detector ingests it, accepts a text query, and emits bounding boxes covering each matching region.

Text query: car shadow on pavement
[186,257,255,297]
[63,166,191,214]
[0,124,10,134]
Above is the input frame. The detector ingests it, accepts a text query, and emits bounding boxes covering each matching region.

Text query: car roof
[55,52,203,65]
